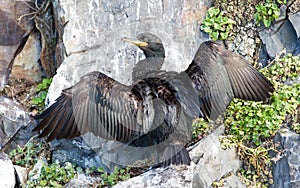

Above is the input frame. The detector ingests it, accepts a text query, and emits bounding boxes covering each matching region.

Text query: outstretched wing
[186,41,274,120]
[33,71,166,142]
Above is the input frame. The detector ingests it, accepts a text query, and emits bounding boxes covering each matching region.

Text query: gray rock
[0,97,30,150]
[271,128,300,188]
[289,12,300,38]
[0,152,16,188]
[14,165,28,186]
[47,0,212,171]
[112,125,244,188]
[223,175,246,188]
[27,158,48,183]
[113,165,194,188]
[11,31,43,83]
[48,0,211,104]
[226,23,257,61]
[66,173,101,188]
[0,0,35,90]
[190,125,242,188]
[258,20,300,58]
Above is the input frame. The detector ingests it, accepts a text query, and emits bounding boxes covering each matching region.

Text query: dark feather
[34,35,274,167]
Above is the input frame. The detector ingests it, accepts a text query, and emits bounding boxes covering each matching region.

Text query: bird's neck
[132,57,164,82]
[143,50,165,58]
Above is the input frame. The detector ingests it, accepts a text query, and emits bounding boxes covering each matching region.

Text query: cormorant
[33,33,274,167]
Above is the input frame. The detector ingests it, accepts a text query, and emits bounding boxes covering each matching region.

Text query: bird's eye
[143,37,148,42]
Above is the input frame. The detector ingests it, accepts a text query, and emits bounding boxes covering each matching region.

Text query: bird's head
[123,32,165,58]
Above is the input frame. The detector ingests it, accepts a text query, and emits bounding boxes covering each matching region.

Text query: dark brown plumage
[33,33,274,167]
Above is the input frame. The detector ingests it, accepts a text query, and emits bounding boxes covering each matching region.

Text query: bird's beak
[122,38,148,47]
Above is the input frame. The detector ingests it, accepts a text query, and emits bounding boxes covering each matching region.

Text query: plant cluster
[97,166,131,187]
[9,140,48,168]
[221,53,300,186]
[26,160,76,188]
[254,0,286,27]
[9,139,131,187]
[201,7,235,41]
[191,118,210,142]
[31,78,52,111]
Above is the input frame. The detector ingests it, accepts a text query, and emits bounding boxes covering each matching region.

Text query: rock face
[47,0,211,104]
[289,11,300,38]
[272,129,300,188]
[114,165,194,188]
[258,7,300,59]
[0,0,36,90]
[47,0,212,171]
[190,125,242,188]
[0,97,30,151]
[0,152,16,188]
[113,125,245,188]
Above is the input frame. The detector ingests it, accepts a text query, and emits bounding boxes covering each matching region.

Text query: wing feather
[34,71,167,143]
[186,41,273,120]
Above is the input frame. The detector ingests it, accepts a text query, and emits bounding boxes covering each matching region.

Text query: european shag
[33,33,274,166]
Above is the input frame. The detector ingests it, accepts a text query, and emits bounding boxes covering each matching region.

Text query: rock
[113,125,244,188]
[14,165,28,186]
[49,136,113,172]
[113,165,194,188]
[0,0,36,90]
[226,23,257,61]
[47,0,212,105]
[271,128,300,188]
[190,125,242,188]
[27,158,48,183]
[3,121,37,154]
[258,20,300,58]
[223,174,246,188]
[289,12,300,38]
[0,152,16,188]
[11,32,43,84]
[257,43,270,68]
[47,0,212,171]
[276,5,287,23]
[0,97,30,151]
[66,173,101,188]
[288,0,300,14]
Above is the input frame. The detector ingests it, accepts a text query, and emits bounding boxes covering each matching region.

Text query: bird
[123,33,165,82]
[33,32,274,167]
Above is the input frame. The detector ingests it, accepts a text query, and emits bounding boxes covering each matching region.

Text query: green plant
[221,53,300,187]
[254,0,286,27]
[192,118,209,141]
[201,7,235,41]
[26,160,76,188]
[32,78,52,110]
[97,166,130,187]
[262,54,300,83]
[225,54,300,146]
[292,123,300,134]
[9,140,48,168]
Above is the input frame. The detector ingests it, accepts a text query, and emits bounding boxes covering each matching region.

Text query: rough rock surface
[0,97,30,151]
[259,20,300,59]
[47,0,212,104]
[258,6,300,59]
[112,125,245,188]
[289,11,300,38]
[11,32,43,84]
[14,165,28,186]
[114,165,194,188]
[0,152,16,188]
[190,125,242,188]
[272,128,300,188]
[47,0,212,171]
[0,0,35,90]
[66,173,101,188]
